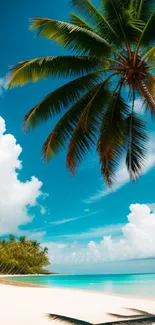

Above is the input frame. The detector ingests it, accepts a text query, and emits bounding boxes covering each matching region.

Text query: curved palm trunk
[138,79,155,113]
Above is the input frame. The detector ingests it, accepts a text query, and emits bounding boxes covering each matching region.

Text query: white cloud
[39,205,46,215]
[60,224,123,240]
[147,203,155,212]
[0,77,7,96]
[44,204,155,267]
[0,116,44,236]
[50,210,104,226]
[84,209,90,212]
[134,98,145,114]
[50,217,80,225]
[85,136,155,203]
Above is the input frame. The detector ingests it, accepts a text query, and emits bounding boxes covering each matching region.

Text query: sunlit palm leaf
[143,46,155,63]
[8,56,104,87]
[30,18,113,57]
[23,72,103,130]
[126,113,147,180]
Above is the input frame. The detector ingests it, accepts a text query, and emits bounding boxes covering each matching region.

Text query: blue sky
[1,0,155,273]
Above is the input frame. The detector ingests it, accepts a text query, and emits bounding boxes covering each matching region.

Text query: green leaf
[8,56,103,87]
[142,45,155,62]
[66,84,111,174]
[23,72,103,130]
[70,0,117,43]
[97,92,129,186]
[129,0,154,21]
[101,0,142,43]
[30,18,112,57]
[69,13,95,32]
[42,87,97,160]
[126,113,147,180]
[135,11,155,52]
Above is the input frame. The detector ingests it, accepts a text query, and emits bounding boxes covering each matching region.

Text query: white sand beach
[0,283,155,325]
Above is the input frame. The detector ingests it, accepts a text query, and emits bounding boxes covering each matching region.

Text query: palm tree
[8,0,155,186]
[9,235,15,243]
[48,309,155,325]
[43,247,48,254]
[19,236,26,244]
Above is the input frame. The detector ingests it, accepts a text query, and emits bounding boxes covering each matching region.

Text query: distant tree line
[0,235,50,274]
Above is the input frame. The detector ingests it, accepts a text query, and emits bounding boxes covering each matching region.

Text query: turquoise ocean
[5,273,155,297]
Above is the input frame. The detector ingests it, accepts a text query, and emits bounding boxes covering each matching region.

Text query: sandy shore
[0,284,155,325]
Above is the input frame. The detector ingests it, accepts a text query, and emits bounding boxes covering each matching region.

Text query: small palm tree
[8,0,155,186]
[9,234,15,243]
[47,309,155,325]
[19,236,26,244]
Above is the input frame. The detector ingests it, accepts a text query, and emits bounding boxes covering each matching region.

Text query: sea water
[5,273,155,297]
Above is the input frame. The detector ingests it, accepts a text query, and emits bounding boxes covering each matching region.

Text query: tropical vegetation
[0,235,50,274]
[48,309,155,324]
[8,0,155,186]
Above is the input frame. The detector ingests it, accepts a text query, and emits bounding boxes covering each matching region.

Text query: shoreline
[1,276,155,301]
[1,283,155,325]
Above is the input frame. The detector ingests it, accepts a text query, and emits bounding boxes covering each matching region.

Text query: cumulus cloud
[0,116,44,236]
[85,136,155,203]
[44,204,155,267]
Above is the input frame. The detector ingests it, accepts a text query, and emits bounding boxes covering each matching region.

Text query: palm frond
[23,72,103,130]
[66,84,111,174]
[8,56,103,87]
[69,13,94,32]
[48,314,91,325]
[129,0,154,21]
[97,92,129,186]
[30,18,113,57]
[101,0,142,44]
[142,45,155,63]
[70,0,117,42]
[134,11,155,61]
[126,113,147,180]
[42,87,98,161]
